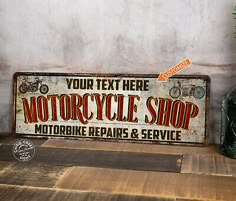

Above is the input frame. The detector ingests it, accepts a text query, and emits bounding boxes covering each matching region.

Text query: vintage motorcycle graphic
[169,81,205,99]
[19,76,49,94]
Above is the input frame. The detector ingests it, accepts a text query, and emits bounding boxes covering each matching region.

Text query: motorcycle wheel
[169,87,181,98]
[40,84,49,94]
[193,86,205,99]
[19,84,27,93]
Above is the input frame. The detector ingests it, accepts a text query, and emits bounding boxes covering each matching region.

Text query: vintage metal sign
[13,73,210,145]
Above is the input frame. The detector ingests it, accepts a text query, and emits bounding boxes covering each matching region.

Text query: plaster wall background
[0,0,236,143]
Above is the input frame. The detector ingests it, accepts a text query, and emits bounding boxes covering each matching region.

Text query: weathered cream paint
[14,73,209,144]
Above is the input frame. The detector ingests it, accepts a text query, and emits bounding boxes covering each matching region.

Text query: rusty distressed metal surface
[13,72,210,145]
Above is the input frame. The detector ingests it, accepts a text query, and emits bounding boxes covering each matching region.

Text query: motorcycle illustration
[169,80,205,99]
[19,76,49,94]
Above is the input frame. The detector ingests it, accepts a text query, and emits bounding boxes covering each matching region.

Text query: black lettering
[54,125,59,134]
[87,79,93,89]
[89,127,95,136]
[35,124,41,133]
[144,80,149,91]
[66,78,73,89]
[176,131,181,140]
[60,125,65,135]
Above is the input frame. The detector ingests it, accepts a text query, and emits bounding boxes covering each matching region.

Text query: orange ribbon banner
[157,58,192,81]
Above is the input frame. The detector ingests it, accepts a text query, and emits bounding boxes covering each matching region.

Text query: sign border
[12,72,210,146]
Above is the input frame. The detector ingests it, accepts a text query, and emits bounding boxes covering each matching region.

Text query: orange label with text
[157,58,192,81]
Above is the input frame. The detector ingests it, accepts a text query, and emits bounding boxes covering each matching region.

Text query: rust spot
[16,109,22,113]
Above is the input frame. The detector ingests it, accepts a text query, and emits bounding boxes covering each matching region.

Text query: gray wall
[0,0,236,143]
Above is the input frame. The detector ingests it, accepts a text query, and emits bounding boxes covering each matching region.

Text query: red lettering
[106,94,117,121]
[127,95,140,123]
[60,94,71,121]
[37,96,49,122]
[145,97,158,125]
[171,100,185,128]
[116,94,127,121]
[71,94,88,124]
[22,97,38,123]
[83,93,94,120]
[183,102,199,129]
[94,93,106,120]
[157,99,173,127]
[47,95,59,121]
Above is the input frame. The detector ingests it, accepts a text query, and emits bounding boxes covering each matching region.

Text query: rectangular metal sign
[13,73,210,145]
